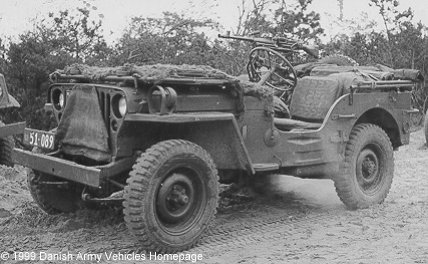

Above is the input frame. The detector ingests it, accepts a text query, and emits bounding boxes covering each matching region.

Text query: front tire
[123,140,219,253]
[334,124,394,209]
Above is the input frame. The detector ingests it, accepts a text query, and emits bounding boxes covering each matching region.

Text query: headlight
[52,88,63,110]
[59,93,65,108]
[118,96,127,117]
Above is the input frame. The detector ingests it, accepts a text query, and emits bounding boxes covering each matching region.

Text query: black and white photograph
[0,0,427,263]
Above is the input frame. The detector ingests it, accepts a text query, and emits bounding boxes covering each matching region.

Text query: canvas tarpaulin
[55,85,111,162]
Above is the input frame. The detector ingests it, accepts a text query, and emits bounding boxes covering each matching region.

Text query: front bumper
[12,148,135,187]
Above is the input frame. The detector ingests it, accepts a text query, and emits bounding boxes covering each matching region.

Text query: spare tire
[318,55,358,66]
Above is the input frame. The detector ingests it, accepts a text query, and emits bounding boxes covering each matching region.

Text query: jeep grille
[98,90,111,128]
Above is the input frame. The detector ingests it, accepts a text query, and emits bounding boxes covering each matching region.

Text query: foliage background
[0,0,427,130]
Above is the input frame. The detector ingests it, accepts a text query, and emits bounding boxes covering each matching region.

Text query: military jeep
[0,74,25,166]
[12,62,420,252]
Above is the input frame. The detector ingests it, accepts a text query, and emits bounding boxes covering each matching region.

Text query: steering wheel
[247,47,297,98]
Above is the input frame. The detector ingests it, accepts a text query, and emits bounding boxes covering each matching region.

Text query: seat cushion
[290,72,370,122]
[290,76,341,122]
[274,117,322,131]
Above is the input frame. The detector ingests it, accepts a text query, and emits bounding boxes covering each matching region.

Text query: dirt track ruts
[1,130,428,264]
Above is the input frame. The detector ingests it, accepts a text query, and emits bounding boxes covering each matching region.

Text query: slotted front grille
[98,90,111,127]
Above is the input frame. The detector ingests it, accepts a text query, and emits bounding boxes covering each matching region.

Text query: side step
[253,163,280,172]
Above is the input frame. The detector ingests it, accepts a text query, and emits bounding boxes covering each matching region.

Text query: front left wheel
[123,140,219,253]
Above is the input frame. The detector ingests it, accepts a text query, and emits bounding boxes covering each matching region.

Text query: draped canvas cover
[56,85,111,162]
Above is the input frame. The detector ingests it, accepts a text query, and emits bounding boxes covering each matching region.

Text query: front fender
[116,112,255,174]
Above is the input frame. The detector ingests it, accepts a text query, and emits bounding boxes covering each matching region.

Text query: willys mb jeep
[0,74,25,166]
[12,57,421,252]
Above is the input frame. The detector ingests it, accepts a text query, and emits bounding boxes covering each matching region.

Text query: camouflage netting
[239,82,274,100]
[61,63,234,81]
[239,81,275,113]
[57,63,276,99]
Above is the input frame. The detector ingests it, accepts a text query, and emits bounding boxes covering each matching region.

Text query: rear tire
[123,140,219,253]
[27,148,82,214]
[0,121,14,167]
[334,124,393,209]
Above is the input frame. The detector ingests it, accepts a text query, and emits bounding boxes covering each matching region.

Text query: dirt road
[0,130,427,264]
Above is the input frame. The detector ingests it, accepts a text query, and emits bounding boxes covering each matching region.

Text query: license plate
[24,128,56,150]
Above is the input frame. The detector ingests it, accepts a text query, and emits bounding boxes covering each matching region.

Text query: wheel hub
[166,185,189,206]
[357,148,380,190]
[157,173,195,225]
[362,156,377,179]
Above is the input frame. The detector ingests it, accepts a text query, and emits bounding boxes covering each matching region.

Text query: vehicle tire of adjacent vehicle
[334,123,394,210]
[123,139,219,253]
[424,109,428,145]
[318,54,358,66]
[0,121,14,167]
[27,148,82,214]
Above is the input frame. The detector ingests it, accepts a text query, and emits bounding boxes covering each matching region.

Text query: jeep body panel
[240,90,411,178]
[118,112,254,173]
[12,64,416,187]
[14,88,411,187]
[12,111,255,187]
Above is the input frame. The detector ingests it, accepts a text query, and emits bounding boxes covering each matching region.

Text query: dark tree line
[0,0,427,130]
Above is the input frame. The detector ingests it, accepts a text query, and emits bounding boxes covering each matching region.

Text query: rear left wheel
[123,140,219,253]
